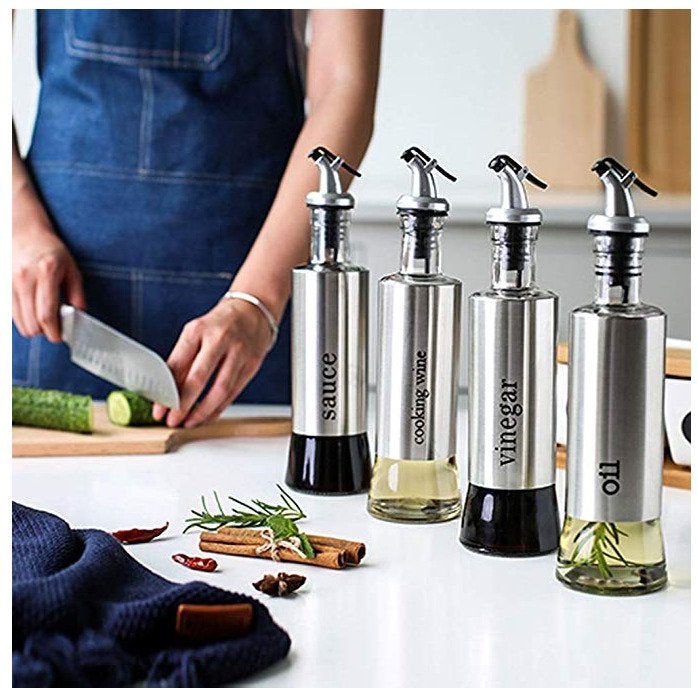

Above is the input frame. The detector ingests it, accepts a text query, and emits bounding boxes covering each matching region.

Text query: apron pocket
[64,10,232,70]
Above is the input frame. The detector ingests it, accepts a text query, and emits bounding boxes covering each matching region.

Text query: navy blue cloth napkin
[12,502,291,687]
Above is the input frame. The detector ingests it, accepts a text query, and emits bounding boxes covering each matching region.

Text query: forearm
[231,9,382,322]
[230,91,375,321]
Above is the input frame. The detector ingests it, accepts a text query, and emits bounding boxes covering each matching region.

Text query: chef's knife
[60,305,180,410]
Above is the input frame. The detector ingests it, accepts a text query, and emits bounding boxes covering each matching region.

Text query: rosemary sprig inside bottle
[184,484,315,559]
[568,521,640,579]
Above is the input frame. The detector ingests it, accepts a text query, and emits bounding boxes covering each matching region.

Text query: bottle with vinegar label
[368,147,461,523]
[460,154,560,556]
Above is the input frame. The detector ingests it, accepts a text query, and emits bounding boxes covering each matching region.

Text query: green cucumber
[12,386,93,434]
[107,390,158,426]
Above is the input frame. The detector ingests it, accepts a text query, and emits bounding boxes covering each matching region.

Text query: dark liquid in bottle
[460,483,560,556]
[286,432,371,495]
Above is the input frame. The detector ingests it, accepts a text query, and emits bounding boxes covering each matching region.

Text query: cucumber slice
[107,390,158,426]
[12,386,93,434]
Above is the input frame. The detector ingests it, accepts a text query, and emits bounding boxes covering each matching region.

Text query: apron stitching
[138,269,145,340]
[64,10,228,66]
[28,337,41,386]
[32,161,278,186]
[284,10,305,109]
[82,261,233,281]
[130,268,144,339]
[138,67,154,174]
[173,10,181,68]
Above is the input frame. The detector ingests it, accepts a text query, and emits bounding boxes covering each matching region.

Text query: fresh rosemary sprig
[569,521,640,578]
[184,484,306,532]
[184,484,315,559]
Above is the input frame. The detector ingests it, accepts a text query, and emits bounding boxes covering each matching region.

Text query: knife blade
[60,305,180,410]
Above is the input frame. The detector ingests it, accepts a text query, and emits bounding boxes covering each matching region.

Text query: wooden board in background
[627,9,690,193]
[13,404,291,458]
[557,343,690,379]
[524,9,607,189]
[556,445,690,490]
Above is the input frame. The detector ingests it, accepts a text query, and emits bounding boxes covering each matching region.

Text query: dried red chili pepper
[172,553,218,572]
[112,521,168,544]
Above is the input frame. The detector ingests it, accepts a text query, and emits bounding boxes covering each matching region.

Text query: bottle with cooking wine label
[368,147,462,522]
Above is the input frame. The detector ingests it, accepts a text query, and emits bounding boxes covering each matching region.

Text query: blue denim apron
[13,9,304,403]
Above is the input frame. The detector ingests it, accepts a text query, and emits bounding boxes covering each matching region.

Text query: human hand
[12,185,86,342]
[153,298,276,428]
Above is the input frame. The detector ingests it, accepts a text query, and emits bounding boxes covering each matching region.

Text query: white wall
[12,9,39,154]
[353,9,628,206]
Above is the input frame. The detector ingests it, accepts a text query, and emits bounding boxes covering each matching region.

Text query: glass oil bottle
[460,154,560,555]
[557,157,667,594]
[368,147,462,522]
[285,147,371,494]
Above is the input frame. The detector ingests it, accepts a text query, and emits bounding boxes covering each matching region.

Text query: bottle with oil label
[557,157,667,595]
[460,154,560,556]
[368,147,461,522]
[285,147,371,495]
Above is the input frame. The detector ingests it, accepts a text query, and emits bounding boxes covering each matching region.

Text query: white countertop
[12,403,691,688]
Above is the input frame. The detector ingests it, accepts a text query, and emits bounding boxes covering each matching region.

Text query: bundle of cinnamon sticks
[199,528,365,570]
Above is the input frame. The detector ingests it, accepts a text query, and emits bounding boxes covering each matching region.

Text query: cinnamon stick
[211,527,366,565]
[306,535,365,565]
[199,540,347,569]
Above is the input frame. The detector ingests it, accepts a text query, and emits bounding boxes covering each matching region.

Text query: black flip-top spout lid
[486,153,546,226]
[587,156,658,236]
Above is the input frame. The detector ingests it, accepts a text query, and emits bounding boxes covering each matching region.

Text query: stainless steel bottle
[368,147,462,522]
[285,146,371,494]
[460,154,560,555]
[557,157,667,595]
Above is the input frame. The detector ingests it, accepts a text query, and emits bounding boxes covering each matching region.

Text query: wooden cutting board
[557,343,691,379]
[556,342,691,490]
[524,9,607,189]
[12,404,291,457]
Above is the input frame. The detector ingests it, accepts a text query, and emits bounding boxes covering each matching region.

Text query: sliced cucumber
[107,390,158,426]
[12,386,93,434]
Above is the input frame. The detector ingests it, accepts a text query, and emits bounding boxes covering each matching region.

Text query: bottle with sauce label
[285,147,371,494]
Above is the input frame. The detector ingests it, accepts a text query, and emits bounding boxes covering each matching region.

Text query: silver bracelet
[221,291,279,348]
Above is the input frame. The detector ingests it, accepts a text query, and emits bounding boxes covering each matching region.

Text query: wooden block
[627,10,690,193]
[557,342,690,378]
[556,445,690,490]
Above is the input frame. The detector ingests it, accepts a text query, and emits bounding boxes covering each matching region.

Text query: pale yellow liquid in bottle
[556,516,667,595]
[367,455,461,523]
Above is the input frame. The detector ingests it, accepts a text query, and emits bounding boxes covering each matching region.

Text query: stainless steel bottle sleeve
[468,291,557,489]
[566,307,666,522]
[375,275,461,461]
[291,266,368,436]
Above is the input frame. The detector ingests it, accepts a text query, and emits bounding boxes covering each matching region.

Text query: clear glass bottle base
[556,516,667,596]
[555,563,667,596]
[367,455,461,523]
[367,496,461,523]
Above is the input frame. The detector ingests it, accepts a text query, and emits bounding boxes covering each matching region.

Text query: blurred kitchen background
[13,9,690,389]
